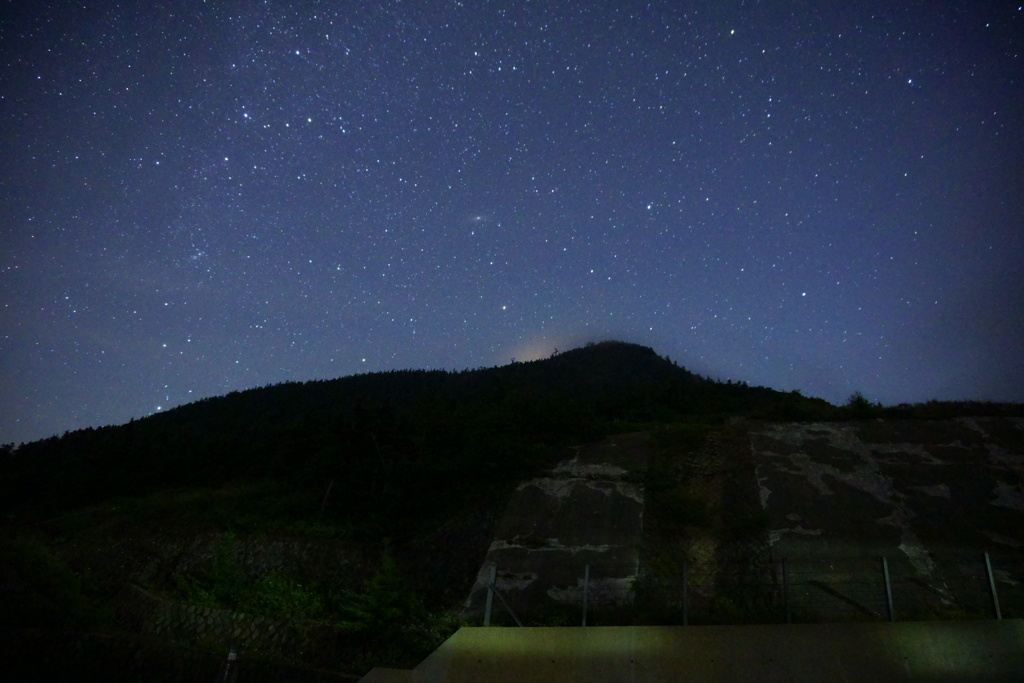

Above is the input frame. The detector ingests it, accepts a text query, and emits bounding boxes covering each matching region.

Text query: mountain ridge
[4,340,1023,524]
[0,341,833,519]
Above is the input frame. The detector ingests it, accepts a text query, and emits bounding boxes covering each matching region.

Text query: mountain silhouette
[2,341,831,523]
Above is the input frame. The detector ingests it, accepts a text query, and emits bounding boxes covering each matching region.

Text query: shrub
[846,391,874,418]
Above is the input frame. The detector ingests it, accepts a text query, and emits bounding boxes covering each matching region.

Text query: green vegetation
[165,537,464,670]
[170,537,461,636]
[171,533,325,621]
[648,553,682,578]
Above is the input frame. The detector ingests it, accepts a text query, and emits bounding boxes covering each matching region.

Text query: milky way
[2,1,1022,444]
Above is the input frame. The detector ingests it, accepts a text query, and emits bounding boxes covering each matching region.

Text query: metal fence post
[882,556,895,622]
[582,563,590,626]
[484,565,495,626]
[221,646,237,683]
[782,558,791,624]
[682,559,688,626]
[490,579,524,627]
[985,552,1003,620]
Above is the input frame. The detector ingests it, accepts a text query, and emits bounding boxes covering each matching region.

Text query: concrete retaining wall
[463,433,649,623]
[363,620,1024,682]
[115,583,301,655]
[113,583,371,675]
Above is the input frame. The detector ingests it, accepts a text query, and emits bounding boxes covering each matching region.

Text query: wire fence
[481,551,1022,627]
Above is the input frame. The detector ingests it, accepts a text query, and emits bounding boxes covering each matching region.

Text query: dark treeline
[2,341,1020,541]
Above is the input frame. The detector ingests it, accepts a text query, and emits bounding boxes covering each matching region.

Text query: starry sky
[2,0,1023,445]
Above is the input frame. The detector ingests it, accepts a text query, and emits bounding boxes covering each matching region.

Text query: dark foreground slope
[2,341,1022,679]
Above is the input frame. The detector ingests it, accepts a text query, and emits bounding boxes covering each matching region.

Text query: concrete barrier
[361,620,1024,682]
[463,433,650,624]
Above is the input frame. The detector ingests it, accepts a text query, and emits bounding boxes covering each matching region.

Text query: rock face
[749,417,1024,620]
[463,433,649,624]
[463,418,1024,626]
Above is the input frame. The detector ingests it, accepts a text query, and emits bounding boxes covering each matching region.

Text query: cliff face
[463,432,649,625]
[458,418,1024,627]
[750,417,1024,621]
[752,418,1024,561]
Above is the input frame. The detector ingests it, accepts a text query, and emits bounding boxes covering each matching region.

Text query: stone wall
[53,531,367,603]
[463,432,649,624]
[113,583,373,675]
[171,535,367,586]
[115,583,302,656]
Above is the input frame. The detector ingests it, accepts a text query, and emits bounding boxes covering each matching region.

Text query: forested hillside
[1,341,835,535]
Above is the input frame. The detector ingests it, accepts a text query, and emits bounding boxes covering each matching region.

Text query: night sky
[2,1,1023,446]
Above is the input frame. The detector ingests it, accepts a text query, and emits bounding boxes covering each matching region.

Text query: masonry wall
[113,583,374,677]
